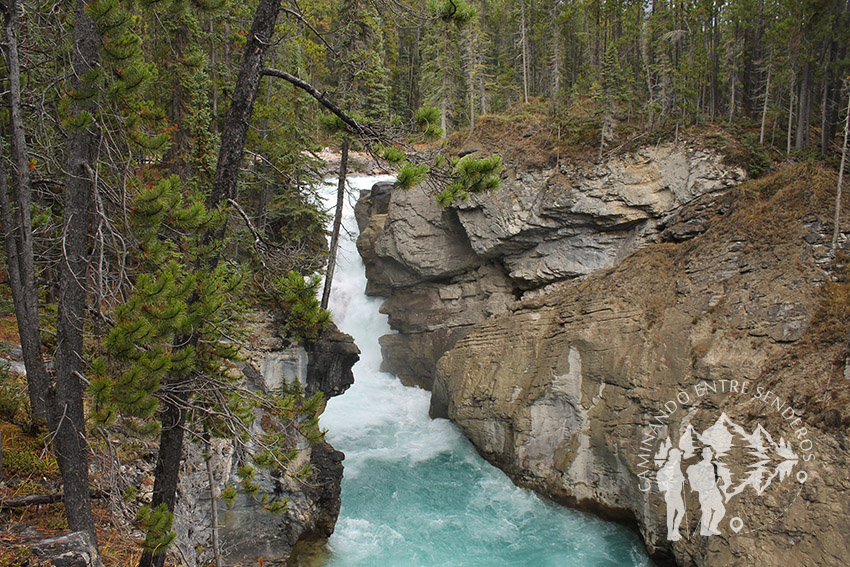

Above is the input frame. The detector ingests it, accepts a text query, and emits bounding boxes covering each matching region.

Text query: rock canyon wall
[357,149,850,566]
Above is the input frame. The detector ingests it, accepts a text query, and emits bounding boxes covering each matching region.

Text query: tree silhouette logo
[652,412,807,541]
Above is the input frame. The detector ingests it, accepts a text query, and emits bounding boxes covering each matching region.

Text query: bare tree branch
[261,67,378,139]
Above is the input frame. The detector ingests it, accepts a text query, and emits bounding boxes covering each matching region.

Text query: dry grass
[445,99,592,169]
[690,163,841,250]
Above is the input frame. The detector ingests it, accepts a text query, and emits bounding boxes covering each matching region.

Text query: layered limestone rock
[432,166,850,566]
[356,143,745,388]
[172,314,357,565]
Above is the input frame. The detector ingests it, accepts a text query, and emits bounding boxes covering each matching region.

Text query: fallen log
[0,490,106,509]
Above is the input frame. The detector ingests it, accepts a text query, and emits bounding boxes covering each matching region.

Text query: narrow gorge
[355,140,850,566]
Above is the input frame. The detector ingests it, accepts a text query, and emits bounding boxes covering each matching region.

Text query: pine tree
[335,0,392,121]
[421,0,477,136]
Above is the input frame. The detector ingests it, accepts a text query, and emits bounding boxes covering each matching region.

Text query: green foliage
[88,174,245,436]
[414,106,444,140]
[0,368,25,424]
[221,484,238,506]
[2,446,59,478]
[427,0,477,25]
[396,162,430,190]
[264,190,329,265]
[437,154,502,206]
[0,546,36,567]
[297,392,326,445]
[136,503,177,556]
[123,485,139,503]
[320,113,349,137]
[742,133,773,178]
[721,131,774,178]
[270,271,330,341]
[264,498,289,514]
[237,464,260,496]
[334,0,392,121]
[375,143,407,164]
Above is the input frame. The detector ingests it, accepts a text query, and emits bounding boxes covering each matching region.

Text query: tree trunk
[1,0,51,422]
[2,0,98,545]
[760,62,771,145]
[321,140,349,311]
[728,71,737,122]
[787,80,795,155]
[209,0,282,209]
[463,28,476,130]
[640,14,654,125]
[520,0,529,104]
[711,9,720,121]
[204,433,223,567]
[822,40,847,154]
[138,392,187,567]
[441,72,449,137]
[796,60,812,151]
[51,0,100,543]
[550,2,562,102]
[832,83,850,253]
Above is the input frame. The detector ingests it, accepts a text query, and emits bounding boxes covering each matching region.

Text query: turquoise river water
[315,175,652,567]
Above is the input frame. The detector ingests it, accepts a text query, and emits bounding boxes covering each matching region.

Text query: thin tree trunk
[209,0,282,209]
[787,80,795,155]
[321,140,349,311]
[822,40,847,154]
[550,5,561,101]
[204,435,223,567]
[210,17,218,136]
[478,49,487,116]
[729,72,737,122]
[711,10,720,121]
[1,0,51,422]
[796,61,811,151]
[520,0,529,104]
[464,29,476,130]
[832,85,850,253]
[598,119,605,160]
[640,15,653,124]
[441,73,448,137]
[760,62,771,145]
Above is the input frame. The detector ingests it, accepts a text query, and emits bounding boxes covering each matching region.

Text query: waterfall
[316,175,651,567]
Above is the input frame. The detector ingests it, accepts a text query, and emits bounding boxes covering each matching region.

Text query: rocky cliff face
[172,314,357,566]
[356,143,745,388]
[358,152,850,565]
[432,165,850,566]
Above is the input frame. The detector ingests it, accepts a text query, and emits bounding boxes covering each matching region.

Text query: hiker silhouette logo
[635,380,815,540]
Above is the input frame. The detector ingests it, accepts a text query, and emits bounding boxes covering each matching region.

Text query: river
[313,175,651,567]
